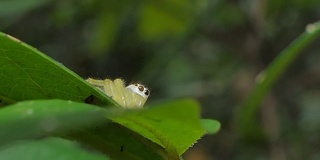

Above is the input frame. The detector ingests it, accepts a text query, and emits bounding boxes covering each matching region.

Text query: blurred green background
[2,0,320,159]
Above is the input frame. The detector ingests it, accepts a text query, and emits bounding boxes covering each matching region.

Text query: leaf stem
[236,21,320,137]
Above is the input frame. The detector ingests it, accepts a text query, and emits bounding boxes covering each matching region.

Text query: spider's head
[126,83,150,99]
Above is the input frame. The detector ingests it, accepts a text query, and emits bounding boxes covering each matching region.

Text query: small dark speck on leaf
[84,95,94,104]
[120,146,124,152]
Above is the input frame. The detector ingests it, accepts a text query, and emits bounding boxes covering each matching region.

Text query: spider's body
[86,78,149,108]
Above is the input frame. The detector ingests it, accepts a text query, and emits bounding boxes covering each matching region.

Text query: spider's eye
[138,85,144,92]
[134,83,138,86]
[144,89,150,96]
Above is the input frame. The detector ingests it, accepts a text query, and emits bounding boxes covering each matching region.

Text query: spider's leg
[100,79,113,97]
[86,78,105,91]
[113,79,127,107]
[103,79,122,104]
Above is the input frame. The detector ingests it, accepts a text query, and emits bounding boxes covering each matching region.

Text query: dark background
[2,0,320,159]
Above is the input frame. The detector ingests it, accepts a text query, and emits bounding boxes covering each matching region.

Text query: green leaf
[64,99,216,160]
[0,32,220,159]
[0,32,115,106]
[0,99,108,146]
[111,99,207,156]
[66,99,213,160]
[0,137,109,160]
[0,99,166,160]
[70,123,166,160]
[200,119,220,134]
